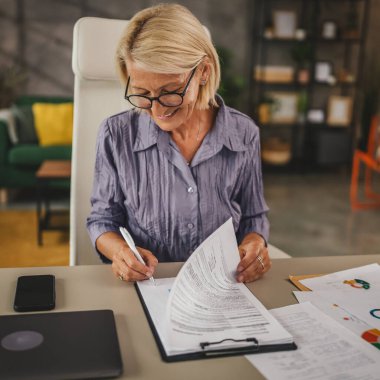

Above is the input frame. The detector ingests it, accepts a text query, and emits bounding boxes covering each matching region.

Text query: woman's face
[126,61,206,132]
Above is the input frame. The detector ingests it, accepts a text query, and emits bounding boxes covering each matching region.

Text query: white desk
[1,255,379,380]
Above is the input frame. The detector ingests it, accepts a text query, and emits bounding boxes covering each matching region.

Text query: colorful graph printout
[361,329,380,350]
[299,263,380,292]
[370,309,380,319]
[344,279,370,290]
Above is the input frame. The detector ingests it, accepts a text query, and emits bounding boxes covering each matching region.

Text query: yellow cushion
[32,103,73,146]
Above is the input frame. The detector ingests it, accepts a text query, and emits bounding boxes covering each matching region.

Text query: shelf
[306,122,351,132]
[313,81,356,87]
[318,0,366,2]
[316,37,362,44]
[257,37,310,43]
[258,36,361,43]
[255,81,308,87]
[260,122,301,128]
[250,0,369,167]
[255,80,356,87]
[260,122,353,129]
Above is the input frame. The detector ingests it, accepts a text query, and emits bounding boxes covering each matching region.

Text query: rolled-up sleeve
[86,119,125,255]
[236,131,269,244]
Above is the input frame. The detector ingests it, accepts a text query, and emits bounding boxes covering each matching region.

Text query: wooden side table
[36,160,71,246]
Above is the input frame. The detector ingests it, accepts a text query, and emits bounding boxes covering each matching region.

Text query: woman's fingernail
[238,276,244,282]
[146,271,153,277]
[237,266,243,272]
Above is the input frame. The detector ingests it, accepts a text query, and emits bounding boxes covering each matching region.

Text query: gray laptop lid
[0,310,123,380]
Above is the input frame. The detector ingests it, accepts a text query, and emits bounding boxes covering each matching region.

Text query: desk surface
[1,254,379,380]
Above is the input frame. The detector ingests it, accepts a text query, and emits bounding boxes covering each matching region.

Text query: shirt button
[187,223,194,229]
[187,186,194,193]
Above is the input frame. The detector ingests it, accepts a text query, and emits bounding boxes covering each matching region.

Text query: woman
[87,3,271,283]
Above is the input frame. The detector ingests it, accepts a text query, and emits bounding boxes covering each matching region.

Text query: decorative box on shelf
[255,66,295,83]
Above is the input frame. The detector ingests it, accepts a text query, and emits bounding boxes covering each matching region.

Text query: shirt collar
[132,95,249,153]
[132,111,159,152]
[205,95,249,152]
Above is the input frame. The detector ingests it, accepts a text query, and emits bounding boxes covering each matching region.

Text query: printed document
[246,302,380,380]
[299,263,380,292]
[294,291,378,345]
[137,218,294,355]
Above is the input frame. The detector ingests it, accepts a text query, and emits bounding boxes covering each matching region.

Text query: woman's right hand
[112,244,158,282]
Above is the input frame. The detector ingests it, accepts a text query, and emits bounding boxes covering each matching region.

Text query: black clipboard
[135,283,297,362]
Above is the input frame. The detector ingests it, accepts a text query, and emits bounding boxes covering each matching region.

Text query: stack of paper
[136,219,295,361]
[247,263,380,380]
[246,302,380,380]
[295,263,380,346]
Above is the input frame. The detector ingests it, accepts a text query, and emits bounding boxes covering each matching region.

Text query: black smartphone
[14,275,55,312]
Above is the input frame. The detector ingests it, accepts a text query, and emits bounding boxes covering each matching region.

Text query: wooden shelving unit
[249,0,370,168]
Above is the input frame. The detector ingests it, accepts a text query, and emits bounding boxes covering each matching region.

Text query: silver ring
[257,255,265,270]
[118,273,124,281]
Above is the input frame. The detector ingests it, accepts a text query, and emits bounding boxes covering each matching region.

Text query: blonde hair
[116,3,220,110]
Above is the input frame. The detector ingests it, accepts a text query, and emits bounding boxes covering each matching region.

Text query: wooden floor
[0,210,69,268]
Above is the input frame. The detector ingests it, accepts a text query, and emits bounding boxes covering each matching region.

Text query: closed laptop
[0,309,123,380]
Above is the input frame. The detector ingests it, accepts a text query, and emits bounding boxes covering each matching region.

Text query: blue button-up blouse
[87,96,269,262]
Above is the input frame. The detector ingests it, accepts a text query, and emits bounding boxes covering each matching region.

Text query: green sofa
[0,95,72,191]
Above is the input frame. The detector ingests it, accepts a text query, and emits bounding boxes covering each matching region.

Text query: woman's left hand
[236,232,271,283]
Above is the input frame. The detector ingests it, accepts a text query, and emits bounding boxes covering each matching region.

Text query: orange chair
[350,115,380,210]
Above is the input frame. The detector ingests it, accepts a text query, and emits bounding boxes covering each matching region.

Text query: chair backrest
[70,17,131,265]
[367,115,380,162]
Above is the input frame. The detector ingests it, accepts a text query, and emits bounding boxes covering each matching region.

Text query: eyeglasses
[124,67,197,109]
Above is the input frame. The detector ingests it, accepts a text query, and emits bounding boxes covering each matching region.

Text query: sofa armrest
[0,120,11,165]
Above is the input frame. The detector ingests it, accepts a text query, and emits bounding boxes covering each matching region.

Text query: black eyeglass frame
[124,67,197,109]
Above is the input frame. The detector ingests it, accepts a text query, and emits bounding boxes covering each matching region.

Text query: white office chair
[70,17,290,265]
[70,17,131,265]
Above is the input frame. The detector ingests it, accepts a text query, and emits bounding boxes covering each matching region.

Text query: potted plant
[216,46,246,109]
[0,65,27,108]
[0,65,27,143]
[297,90,308,123]
[0,64,27,134]
[344,5,360,39]
[290,42,313,84]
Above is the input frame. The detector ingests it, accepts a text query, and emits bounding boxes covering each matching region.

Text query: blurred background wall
[0,0,251,108]
[1,0,380,114]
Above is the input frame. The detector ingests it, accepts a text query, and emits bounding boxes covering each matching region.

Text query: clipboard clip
[200,337,258,350]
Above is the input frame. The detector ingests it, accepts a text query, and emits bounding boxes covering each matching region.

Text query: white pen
[119,226,156,285]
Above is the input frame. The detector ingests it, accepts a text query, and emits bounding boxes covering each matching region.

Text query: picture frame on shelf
[273,10,297,38]
[322,20,338,39]
[327,96,353,126]
[315,61,333,83]
[268,92,299,123]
